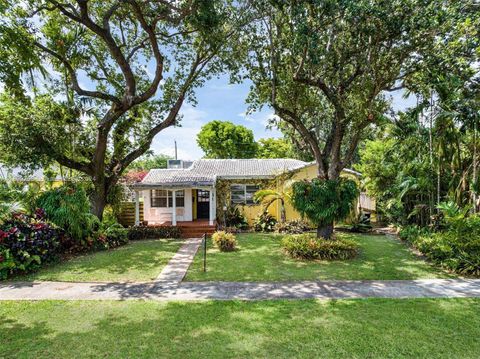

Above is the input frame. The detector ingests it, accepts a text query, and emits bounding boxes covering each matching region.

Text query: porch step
[178,225,216,238]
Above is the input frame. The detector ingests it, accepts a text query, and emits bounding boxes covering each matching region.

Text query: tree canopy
[0,0,235,218]
[197,120,257,158]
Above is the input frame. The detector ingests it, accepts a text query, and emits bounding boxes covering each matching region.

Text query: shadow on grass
[187,232,453,281]
[1,299,479,358]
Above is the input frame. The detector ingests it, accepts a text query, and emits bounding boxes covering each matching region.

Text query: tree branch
[33,41,122,105]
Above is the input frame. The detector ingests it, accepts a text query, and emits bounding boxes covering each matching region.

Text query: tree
[0,0,233,219]
[237,0,465,238]
[197,120,257,158]
[254,187,290,223]
[128,153,171,171]
[256,138,294,159]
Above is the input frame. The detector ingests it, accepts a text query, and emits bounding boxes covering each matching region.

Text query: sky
[150,74,417,160]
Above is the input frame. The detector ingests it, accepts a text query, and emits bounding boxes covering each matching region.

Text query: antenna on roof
[174,140,178,160]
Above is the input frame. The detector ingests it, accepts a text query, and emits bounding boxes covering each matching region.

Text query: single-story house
[130,159,376,228]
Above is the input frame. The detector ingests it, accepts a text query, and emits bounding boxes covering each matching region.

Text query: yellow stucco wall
[237,164,367,224]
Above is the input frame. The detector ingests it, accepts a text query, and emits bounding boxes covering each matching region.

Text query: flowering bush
[0,212,64,279]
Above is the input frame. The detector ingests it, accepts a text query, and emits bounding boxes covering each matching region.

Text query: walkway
[155,237,203,283]
[1,279,479,301]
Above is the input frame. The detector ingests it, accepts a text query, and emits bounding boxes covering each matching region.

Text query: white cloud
[150,104,207,160]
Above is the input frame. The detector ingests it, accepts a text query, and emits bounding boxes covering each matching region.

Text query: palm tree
[254,188,291,223]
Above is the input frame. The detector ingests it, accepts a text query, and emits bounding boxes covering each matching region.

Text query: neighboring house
[131,159,376,227]
[0,165,65,187]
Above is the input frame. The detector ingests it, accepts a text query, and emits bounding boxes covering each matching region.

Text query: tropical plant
[224,206,248,229]
[274,219,311,234]
[291,179,359,239]
[36,185,99,243]
[0,212,64,279]
[212,231,237,252]
[253,211,277,232]
[282,233,358,260]
[254,188,290,223]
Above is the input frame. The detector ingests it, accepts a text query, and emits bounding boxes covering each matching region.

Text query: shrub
[127,225,182,240]
[0,212,64,279]
[415,216,480,276]
[282,233,358,260]
[95,222,129,250]
[225,206,248,229]
[212,231,236,252]
[36,185,99,244]
[350,213,373,233]
[253,211,277,232]
[275,219,311,234]
[398,225,431,244]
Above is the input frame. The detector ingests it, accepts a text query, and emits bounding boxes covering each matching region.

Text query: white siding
[142,189,193,224]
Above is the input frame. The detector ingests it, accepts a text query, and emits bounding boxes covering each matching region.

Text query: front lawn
[186,232,452,281]
[1,299,479,358]
[14,239,182,283]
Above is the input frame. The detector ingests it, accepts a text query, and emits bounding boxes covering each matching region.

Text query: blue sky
[151,74,417,160]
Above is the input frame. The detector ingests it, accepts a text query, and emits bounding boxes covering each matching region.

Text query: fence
[118,201,144,227]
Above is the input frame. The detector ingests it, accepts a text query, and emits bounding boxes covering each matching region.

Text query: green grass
[186,232,452,281]
[1,299,479,358]
[14,239,182,282]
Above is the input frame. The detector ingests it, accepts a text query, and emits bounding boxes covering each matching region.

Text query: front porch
[133,186,217,227]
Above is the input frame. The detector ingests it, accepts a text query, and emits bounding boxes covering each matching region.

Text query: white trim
[172,190,177,226]
[134,191,140,226]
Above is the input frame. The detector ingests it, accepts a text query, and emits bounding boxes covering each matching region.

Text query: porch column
[134,190,140,226]
[172,190,177,226]
[209,188,214,226]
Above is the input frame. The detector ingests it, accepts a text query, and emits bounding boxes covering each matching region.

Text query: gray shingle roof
[135,159,307,188]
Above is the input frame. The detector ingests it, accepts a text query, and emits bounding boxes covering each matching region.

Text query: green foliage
[398,225,432,245]
[282,233,358,260]
[212,231,237,252]
[400,217,480,276]
[36,185,99,243]
[129,153,171,171]
[224,206,248,229]
[291,179,359,228]
[197,120,257,158]
[127,226,182,241]
[274,219,311,234]
[0,212,63,279]
[350,213,373,233]
[253,211,277,232]
[256,138,294,159]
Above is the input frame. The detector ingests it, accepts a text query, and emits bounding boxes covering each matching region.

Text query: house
[130,159,376,229]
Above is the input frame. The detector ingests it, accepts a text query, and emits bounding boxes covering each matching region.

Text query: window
[151,190,185,208]
[230,184,259,205]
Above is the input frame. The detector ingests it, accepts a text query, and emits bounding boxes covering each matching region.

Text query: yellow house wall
[235,164,365,224]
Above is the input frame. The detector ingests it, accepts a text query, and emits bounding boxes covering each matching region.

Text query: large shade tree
[197,120,257,158]
[238,0,468,238]
[0,0,234,219]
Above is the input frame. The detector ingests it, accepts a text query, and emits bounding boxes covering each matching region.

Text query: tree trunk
[91,189,107,221]
[317,222,334,240]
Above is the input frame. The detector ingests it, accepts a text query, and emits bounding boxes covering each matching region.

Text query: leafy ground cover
[186,232,453,281]
[1,299,479,358]
[13,239,181,282]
